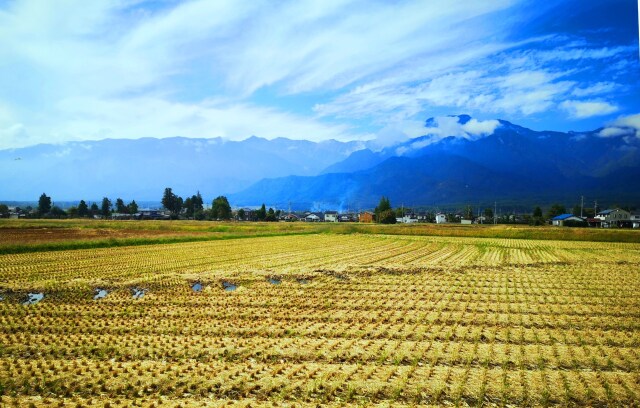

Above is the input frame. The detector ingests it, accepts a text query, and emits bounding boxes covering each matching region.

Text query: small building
[324,211,338,222]
[400,214,418,223]
[551,213,585,226]
[358,211,374,223]
[586,218,602,228]
[339,213,357,222]
[461,219,473,225]
[304,213,323,222]
[282,213,299,222]
[435,213,447,224]
[630,212,640,228]
[139,209,170,220]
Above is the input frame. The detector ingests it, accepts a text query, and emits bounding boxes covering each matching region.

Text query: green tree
[115,198,127,214]
[237,208,246,220]
[530,206,544,226]
[0,204,9,218]
[161,187,183,218]
[183,197,194,219]
[38,193,52,216]
[67,206,78,218]
[483,207,493,220]
[265,207,277,222]
[546,203,566,219]
[101,197,112,218]
[127,200,138,214]
[464,205,474,220]
[533,206,543,218]
[374,196,392,222]
[193,192,204,212]
[256,204,267,221]
[77,200,89,217]
[49,206,67,219]
[89,203,99,217]
[211,196,232,220]
[378,209,397,224]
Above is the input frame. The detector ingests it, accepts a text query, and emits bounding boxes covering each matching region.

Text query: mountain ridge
[231,116,640,209]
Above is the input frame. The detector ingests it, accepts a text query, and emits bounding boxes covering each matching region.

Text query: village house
[435,213,447,224]
[595,209,630,227]
[324,211,338,222]
[551,213,585,226]
[399,213,418,223]
[630,211,640,228]
[304,212,323,222]
[358,211,374,223]
[338,213,357,222]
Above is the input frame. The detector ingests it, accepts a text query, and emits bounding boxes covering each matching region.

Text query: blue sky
[0,0,638,149]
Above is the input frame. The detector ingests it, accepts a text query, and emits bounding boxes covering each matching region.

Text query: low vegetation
[0,229,639,406]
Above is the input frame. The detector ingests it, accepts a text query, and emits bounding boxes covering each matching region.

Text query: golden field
[0,222,639,407]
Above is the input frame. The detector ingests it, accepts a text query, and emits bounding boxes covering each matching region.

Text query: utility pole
[494,201,497,225]
[580,195,584,218]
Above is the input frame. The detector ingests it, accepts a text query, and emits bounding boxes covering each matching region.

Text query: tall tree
[374,196,391,222]
[115,198,127,214]
[101,197,112,218]
[265,207,276,222]
[0,204,9,218]
[193,191,204,212]
[77,200,89,217]
[256,203,267,221]
[90,203,99,217]
[127,200,138,214]
[237,208,246,220]
[38,193,52,216]
[533,206,543,218]
[464,205,474,220]
[211,196,232,220]
[484,207,494,220]
[161,187,183,217]
[183,197,194,219]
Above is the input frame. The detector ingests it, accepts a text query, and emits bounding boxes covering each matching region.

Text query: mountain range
[229,115,640,210]
[0,136,364,202]
[2,115,639,209]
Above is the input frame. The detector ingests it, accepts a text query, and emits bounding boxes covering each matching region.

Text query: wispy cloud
[0,0,638,149]
[560,100,619,119]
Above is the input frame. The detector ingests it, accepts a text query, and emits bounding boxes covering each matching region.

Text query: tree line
[1,191,628,224]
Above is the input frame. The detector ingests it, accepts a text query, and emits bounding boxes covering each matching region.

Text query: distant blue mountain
[231,116,640,209]
[3,116,638,208]
[0,136,365,202]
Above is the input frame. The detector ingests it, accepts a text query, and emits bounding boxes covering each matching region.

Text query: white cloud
[462,118,501,136]
[0,0,636,150]
[598,127,630,138]
[47,96,361,145]
[559,100,619,119]
[598,113,640,139]
[609,113,640,129]
[424,116,501,140]
[571,82,620,97]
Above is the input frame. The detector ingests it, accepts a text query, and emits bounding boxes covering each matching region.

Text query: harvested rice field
[1,231,639,407]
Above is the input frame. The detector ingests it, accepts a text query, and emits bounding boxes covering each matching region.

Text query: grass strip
[0,230,320,255]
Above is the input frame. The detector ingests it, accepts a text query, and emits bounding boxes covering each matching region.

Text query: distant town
[1,188,638,229]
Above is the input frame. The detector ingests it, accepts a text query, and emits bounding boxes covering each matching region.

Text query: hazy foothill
[1,1,640,407]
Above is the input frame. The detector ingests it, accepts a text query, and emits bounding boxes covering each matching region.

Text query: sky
[0,0,639,149]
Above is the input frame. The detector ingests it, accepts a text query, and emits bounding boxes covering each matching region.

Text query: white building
[435,213,447,224]
[324,211,338,222]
